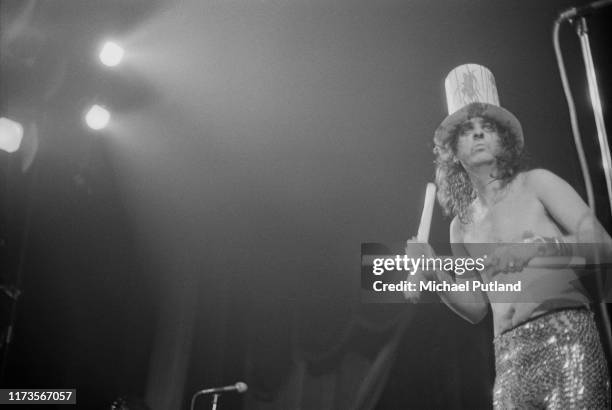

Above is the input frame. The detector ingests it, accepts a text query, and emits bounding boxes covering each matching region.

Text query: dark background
[1,0,611,409]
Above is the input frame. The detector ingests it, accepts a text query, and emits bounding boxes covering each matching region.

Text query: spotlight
[85,105,111,130]
[0,117,24,153]
[99,41,124,67]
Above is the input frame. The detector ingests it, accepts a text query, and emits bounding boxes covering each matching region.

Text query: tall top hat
[433,64,523,148]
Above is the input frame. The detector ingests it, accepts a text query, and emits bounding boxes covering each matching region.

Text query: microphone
[190,382,248,410]
[195,382,248,395]
[558,0,612,21]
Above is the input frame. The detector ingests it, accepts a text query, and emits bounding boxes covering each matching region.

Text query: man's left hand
[483,243,540,276]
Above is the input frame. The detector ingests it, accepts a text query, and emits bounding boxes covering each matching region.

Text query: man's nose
[473,131,484,140]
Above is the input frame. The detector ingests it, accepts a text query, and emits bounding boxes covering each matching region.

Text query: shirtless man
[409,64,611,408]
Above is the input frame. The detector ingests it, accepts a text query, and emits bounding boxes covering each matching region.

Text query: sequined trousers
[493,309,610,409]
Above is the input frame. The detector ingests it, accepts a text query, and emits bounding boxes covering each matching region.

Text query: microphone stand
[574,16,612,214]
[190,386,246,410]
[554,3,612,359]
[569,15,612,357]
[211,393,220,410]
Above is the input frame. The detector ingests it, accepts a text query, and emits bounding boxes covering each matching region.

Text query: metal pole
[575,17,612,213]
[211,393,220,410]
[573,16,612,357]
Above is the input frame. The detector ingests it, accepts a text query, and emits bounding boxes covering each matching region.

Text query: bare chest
[462,189,559,244]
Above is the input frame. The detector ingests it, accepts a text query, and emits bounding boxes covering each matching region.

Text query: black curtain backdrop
[3,141,159,408]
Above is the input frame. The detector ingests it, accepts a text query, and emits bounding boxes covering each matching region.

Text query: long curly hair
[434,116,526,224]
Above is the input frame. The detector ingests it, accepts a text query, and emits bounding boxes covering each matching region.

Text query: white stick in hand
[417,183,436,242]
[405,183,437,302]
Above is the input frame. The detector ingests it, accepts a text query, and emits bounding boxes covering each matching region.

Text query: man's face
[454,117,501,167]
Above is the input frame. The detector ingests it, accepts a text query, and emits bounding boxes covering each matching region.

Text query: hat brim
[434,102,523,148]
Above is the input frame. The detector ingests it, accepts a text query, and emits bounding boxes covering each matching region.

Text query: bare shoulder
[519,168,585,200]
[449,215,464,243]
[517,169,591,235]
[449,215,472,256]
[520,168,565,190]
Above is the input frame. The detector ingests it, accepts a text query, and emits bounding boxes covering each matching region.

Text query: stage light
[0,117,24,153]
[99,41,124,67]
[85,105,111,130]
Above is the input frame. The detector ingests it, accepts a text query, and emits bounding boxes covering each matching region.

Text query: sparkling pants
[493,309,610,409]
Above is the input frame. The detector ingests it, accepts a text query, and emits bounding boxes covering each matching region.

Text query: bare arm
[410,218,488,323]
[526,169,612,260]
[428,217,489,324]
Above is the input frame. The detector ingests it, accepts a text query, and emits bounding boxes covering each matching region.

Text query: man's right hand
[403,238,436,302]
[405,237,437,281]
